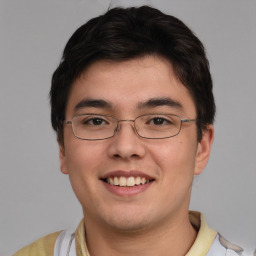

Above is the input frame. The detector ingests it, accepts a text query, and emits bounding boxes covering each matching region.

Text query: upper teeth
[107,176,149,187]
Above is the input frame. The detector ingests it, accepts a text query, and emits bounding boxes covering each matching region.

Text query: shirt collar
[186,211,217,256]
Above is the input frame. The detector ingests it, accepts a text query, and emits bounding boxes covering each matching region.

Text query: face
[60,56,213,233]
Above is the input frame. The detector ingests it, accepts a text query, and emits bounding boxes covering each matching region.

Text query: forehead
[66,56,196,117]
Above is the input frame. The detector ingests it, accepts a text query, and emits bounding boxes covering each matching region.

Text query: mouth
[100,171,155,196]
[102,176,154,187]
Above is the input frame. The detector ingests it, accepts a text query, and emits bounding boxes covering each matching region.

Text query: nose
[107,120,146,160]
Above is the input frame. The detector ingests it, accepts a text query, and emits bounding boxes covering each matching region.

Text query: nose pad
[115,120,136,136]
[114,124,119,134]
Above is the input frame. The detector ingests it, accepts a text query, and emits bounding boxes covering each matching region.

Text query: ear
[194,125,214,175]
[59,143,69,175]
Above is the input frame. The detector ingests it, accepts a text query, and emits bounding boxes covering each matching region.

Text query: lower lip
[102,180,153,197]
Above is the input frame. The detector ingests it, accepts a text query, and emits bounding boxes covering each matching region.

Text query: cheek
[146,138,197,211]
[64,141,107,201]
[149,137,197,179]
[65,137,106,172]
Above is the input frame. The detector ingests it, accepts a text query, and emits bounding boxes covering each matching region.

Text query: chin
[106,218,151,233]
[100,207,156,233]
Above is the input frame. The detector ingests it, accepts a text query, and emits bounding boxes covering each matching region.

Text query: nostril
[112,153,140,159]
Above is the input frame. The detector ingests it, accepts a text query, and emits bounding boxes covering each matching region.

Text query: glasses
[63,113,196,140]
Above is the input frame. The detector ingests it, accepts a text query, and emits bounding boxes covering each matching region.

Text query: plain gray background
[1,0,255,255]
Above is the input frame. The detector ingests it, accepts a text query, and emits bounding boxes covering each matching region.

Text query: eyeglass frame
[63,113,197,141]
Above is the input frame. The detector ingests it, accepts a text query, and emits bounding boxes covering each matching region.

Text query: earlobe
[59,144,69,174]
[194,125,214,175]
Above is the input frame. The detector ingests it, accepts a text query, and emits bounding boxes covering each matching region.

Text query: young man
[13,6,249,256]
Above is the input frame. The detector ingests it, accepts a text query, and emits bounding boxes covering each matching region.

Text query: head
[50,6,215,146]
[49,6,215,234]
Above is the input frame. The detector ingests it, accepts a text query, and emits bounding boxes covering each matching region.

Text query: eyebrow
[74,99,112,111]
[137,97,183,110]
[74,97,183,112]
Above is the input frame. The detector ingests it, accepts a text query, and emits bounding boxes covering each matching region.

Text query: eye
[82,116,109,126]
[152,117,166,125]
[90,118,105,125]
[147,116,173,125]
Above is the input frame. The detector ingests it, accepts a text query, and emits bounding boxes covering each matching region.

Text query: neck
[84,211,197,256]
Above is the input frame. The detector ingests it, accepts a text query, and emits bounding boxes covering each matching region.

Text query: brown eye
[147,117,172,126]
[152,117,165,125]
[89,118,105,125]
[81,117,109,126]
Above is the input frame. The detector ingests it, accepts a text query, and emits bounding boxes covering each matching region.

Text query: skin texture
[59,56,214,256]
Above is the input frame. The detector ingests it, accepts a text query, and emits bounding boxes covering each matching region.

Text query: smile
[105,176,152,187]
[100,171,155,196]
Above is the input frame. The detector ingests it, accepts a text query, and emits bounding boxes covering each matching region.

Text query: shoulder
[13,231,62,256]
[207,233,250,256]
